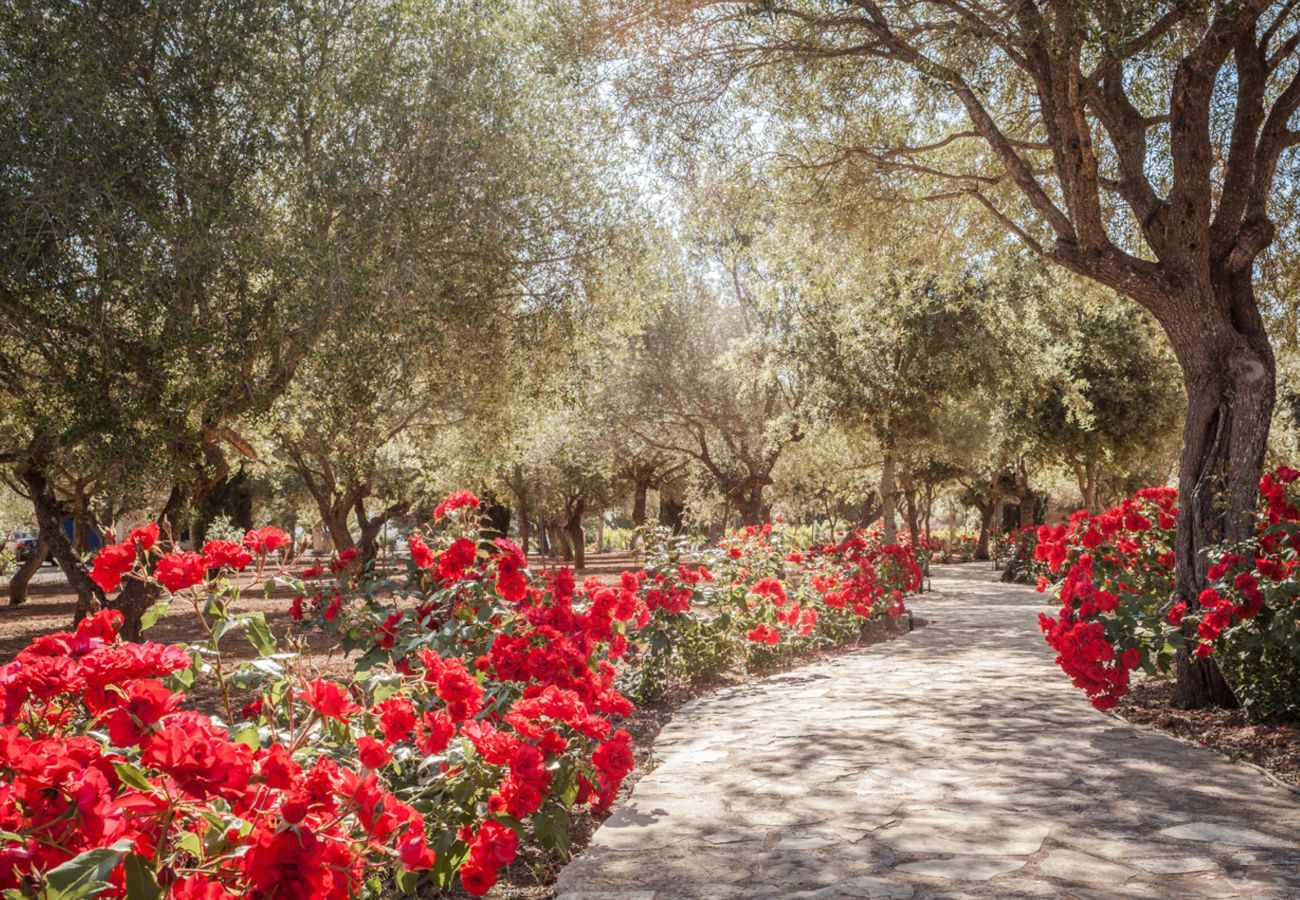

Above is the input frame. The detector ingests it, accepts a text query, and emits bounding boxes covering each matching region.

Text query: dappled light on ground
[557,565,1300,899]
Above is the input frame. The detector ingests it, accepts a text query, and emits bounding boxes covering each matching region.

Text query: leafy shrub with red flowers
[616,526,733,701]
[291,498,638,894]
[994,526,1047,584]
[0,551,436,900]
[1036,471,1300,720]
[931,531,979,563]
[716,525,920,667]
[14,494,927,899]
[1193,467,1300,720]
[613,521,920,699]
[1035,487,1179,710]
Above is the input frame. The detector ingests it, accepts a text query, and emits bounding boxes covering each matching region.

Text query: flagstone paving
[555,564,1300,899]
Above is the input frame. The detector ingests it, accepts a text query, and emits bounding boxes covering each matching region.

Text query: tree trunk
[1166,298,1276,708]
[880,452,898,544]
[325,506,355,553]
[1074,460,1100,512]
[736,482,768,526]
[900,469,925,574]
[631,478,649,528]
[974,500,994,562]
[8,529,50,605]
[19,466,106,622]
[114,580,167,642]
[1017,491,1035,529]
[566,516,586,570]
[857,491,882,529]
[900,467,920,548]
[480,500,511,544]
[548,523,572,562]
[659,496,685,534]
[991,496,1005,538]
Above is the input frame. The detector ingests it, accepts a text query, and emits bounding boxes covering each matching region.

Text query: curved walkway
[557,564,1300,899]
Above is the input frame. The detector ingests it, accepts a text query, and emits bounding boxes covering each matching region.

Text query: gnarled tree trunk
[564,497,586,570]
[974,497,994,562]
[734,478,769,526]
[18,466,106,623]
[8,528,50,606]
[631,477,650,528]
[880,452,898,544]
[1164,278,1276,708]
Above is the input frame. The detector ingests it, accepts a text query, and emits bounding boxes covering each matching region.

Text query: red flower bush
[28,492,929,898]
[0,610,433,898]
[1034,488,1177,710]
[1037,471,1300,719]
[292,504,644,894]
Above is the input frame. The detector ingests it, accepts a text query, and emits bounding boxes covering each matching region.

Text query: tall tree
[0,0,318,627]
[608,0,1300,706]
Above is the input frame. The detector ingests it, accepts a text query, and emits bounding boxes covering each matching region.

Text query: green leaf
[113,762,155,794]
[42,839,133,899]
[231,723,261,749]
[138,601,171,633]
[121,855,161,900]
[243,612,276,657]
[395,869,420,895]
[177,832,203,859]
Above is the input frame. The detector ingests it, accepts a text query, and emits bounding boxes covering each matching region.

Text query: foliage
[1036,470,1300,721]
[0,530,436,899]
[930,533,980,565]
[995,527,1049,585]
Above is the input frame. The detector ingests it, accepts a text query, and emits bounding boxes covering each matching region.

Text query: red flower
[434,490,481,520]
[357,736,391,769]
[1167,601,1187,626]
[750,577,787,606]
[437,538,478,584]
[90,542,137,593]
[299,679,361,721]
[467,820,519,870]
[243,526,291,554]
[104,679,181,746]
[375,696,416,744]
[170,876,238,899]
[459,859,497,896]
[243,825,355,900]
[203,540,252,572]
[155,552,208,593]
[126,522,160,552]
[143,723,255,801]
[494,539,528,604]
[408,531,435,569]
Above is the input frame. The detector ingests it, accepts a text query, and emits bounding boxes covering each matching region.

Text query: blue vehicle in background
[62,518,103,552]
[4,519,101,567]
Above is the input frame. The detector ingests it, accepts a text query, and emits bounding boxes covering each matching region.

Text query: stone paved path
[556,564,1300,899]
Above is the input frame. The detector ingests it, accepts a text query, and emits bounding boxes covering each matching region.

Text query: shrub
[291,502,639,894]
[6,493,929,898]
[0,526,435,899]
[996,526,1047,583]
[932,531,979,563]
[1036,471,1300,721]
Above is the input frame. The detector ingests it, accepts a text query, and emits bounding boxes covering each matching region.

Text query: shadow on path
[556,564,1300,899]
